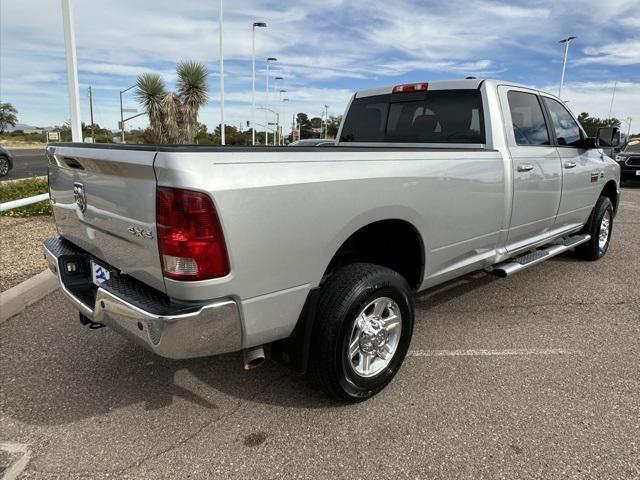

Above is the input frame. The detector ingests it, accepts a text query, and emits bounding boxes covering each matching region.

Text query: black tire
[0,157,9,177]
[576,196,614,261]
[310,263,414,403]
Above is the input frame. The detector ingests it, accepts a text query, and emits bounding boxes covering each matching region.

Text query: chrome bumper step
[489,234,591,278]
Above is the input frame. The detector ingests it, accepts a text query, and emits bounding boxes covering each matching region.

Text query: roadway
[2,148,48,180]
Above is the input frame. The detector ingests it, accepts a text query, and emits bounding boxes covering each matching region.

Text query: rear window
[339,90,485,144]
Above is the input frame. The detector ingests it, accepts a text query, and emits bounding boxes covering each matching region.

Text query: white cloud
[1,0,638,132]
[541,81,640,128]
[576,41,640,66]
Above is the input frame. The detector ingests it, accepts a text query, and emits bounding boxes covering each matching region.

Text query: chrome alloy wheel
[347,297,402,378]
[0,158,8,176]
[598,209,611,252]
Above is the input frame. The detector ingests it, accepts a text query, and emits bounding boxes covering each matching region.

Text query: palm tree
[134,61,208,144]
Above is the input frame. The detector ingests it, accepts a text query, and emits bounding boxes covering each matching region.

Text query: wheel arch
[320,212,426,290]
[600,179,619,216]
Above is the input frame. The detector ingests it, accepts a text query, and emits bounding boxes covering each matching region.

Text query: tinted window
[543,97,582,146]
[339,96,389,142]
[507,91,550,146]
[340,90,485,144]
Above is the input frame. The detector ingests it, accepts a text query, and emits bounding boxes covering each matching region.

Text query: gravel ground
[0,216,56,292]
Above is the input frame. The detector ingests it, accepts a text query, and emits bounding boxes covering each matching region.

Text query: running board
[489,234,591,278]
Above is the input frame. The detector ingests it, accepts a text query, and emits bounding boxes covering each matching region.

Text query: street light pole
[273,78,283,145]
[218,0,226,145]
[558,36,576,98]
[324,105,329,139]
[88,86,95,142]
[608,81,617,120]
[61,0,82,142]
[251,22,267,146]
[265,57,277,145]
[282,98,289,145]
[119,84,136,143]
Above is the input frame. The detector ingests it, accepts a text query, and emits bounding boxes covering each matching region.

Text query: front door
[541,95,601,230]
[498,86,562,251]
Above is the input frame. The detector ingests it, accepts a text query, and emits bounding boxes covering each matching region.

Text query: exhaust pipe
[243,346,266,370]
[79,313,105,329]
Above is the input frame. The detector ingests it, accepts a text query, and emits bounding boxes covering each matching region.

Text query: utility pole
[558,36,576,98]
[61,0,82,142]
[218,0,226,145]
[88,86,95,142]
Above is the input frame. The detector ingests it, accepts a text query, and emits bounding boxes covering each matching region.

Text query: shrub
[0,178,52,217]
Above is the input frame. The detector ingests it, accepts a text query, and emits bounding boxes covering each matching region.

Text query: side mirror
[596,127,621,148]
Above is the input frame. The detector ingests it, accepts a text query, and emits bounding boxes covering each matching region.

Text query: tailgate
[47,145,165,292]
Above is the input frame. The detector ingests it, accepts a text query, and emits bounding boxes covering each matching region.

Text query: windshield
[623,140,640,152]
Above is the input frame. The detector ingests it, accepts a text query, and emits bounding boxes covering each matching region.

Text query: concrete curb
[0,270,58,324]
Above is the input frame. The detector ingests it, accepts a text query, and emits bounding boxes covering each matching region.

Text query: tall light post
[61,0,82,142]
[608,81,617,119]
[119,84,136,143]
[278,89,287,145]
[265,57,277,144]
[273,77,283,145]
[282,98,289,144]
[251,22,267,146]
[324,105,329,139]
[558,36,576,98]
[218,0,226,145]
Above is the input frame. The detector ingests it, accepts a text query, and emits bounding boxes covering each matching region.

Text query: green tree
[296,113,313,139]
[135,61,209,144]
[327,115,342,139]
[577,113,621,137]
[0,103,18,133]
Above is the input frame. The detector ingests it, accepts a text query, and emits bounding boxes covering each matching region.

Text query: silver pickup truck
[44,79,621,402]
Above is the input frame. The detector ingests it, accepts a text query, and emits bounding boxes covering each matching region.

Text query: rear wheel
[311,263,414,403]
[576,196,614,261]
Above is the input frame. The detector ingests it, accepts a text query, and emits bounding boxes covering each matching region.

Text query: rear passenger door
[498,86,562,251]
[541,95,600,230]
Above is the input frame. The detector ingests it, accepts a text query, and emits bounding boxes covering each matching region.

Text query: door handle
[564,161,577,169]
[517,163,534,172]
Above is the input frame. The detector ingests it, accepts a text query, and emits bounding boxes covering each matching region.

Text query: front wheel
[576,196,614,261]
[310,263,414,403]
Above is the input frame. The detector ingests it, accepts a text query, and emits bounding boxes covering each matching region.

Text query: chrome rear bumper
[44,237,242,359]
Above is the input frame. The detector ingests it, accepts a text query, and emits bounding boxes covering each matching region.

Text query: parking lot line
[407,348,576,357]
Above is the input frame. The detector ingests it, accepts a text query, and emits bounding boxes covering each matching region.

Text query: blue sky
[1,0,639,134]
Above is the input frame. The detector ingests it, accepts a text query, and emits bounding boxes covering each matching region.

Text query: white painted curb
[0,270,59,324]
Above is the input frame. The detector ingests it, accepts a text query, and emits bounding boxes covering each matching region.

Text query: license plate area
[91,260,111,286]
[635,170,640,176]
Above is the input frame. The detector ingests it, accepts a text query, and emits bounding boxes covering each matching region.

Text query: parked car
[43,79,620,402]
[288,139,335,146]
[0,145,14,177]
[615,138,640,183]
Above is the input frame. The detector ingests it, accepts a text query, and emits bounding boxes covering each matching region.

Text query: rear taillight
[156,187,230,281]
[392,82,429,93]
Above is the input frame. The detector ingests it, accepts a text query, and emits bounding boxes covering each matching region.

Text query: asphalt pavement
[2,148,47,180]
[1,186,639,479]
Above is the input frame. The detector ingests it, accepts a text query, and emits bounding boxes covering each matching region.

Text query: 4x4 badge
[128,225,154,240]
